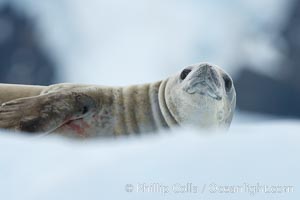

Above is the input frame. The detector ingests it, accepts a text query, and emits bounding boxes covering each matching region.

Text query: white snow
[0,120,299,200]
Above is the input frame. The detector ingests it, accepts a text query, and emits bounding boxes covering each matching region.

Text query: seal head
[164,63,236,129]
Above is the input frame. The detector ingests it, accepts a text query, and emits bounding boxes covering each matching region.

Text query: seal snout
[182,64,223,100]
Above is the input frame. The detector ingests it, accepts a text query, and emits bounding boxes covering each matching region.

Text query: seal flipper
[0,92,97,133]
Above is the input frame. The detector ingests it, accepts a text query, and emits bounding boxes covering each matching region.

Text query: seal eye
[180,69,192,80]
[223,74,232,92]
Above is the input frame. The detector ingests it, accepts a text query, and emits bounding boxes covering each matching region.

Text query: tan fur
[0,84,45,105]
[0,63,236,138]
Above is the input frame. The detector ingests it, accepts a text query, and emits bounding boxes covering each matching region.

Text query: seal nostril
[223,74,232,92]
[180,69,192,80]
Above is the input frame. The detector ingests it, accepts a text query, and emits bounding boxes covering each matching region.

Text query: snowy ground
[0,120,299,200]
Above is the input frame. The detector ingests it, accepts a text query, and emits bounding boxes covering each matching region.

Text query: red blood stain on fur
[65,119,91,137]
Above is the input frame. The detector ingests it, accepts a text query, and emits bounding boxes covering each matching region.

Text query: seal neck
[113,81,170,135]
[158,79,179,128]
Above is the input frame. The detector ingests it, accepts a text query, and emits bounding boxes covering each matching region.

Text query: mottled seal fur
[0,63,236,138]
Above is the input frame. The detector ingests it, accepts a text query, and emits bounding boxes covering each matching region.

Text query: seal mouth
[184,81,222,101]
[206,89,222,100]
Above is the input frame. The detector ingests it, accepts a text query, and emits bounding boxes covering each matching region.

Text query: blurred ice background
[0,0,300,199]
[1,0,299,117]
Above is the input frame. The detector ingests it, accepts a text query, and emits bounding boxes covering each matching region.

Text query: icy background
[0,0,291,85]
[0,0,299,199]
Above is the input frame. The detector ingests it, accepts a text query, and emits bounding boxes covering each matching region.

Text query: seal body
[0,63,236,138]
[50,82,168,137]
